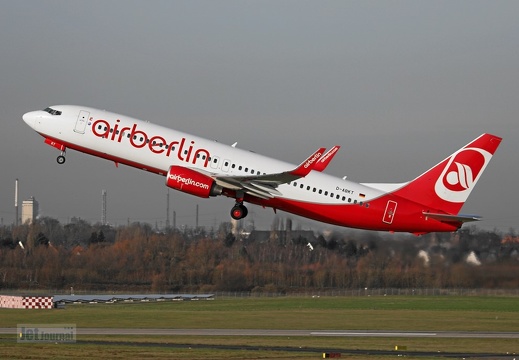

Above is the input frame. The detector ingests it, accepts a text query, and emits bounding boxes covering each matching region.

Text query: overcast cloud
[1,1,517,232]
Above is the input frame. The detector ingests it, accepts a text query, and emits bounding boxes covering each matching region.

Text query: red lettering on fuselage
[91,119,210,167]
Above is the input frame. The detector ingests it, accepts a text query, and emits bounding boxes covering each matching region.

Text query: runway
[1,327,518,338]
[2,327,516,358]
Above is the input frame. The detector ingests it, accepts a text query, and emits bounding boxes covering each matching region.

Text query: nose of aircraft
[22,111,38,127]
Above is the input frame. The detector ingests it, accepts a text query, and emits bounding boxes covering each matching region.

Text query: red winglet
[314,145,340,172]
[290,147,326,177]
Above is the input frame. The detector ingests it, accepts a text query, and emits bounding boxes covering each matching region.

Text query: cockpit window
[44,107,62,116]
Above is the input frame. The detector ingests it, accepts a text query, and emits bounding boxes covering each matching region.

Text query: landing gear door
[383,200,397,224]
[74,110,90,134]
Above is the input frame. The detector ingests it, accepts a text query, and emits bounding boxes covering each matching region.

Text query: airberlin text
[168,174,210,190]
[304,152,322,169]
[92,120,210,167]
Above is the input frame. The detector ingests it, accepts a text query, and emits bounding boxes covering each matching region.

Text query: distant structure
[101,190,107,225]
[166,189,170,229]
[14,179,19,226]
[21,197,39,225]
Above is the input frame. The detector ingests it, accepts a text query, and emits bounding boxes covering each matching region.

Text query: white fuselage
[24,105,501,233]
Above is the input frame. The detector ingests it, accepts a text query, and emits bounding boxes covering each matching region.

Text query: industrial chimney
[14,179,19,226]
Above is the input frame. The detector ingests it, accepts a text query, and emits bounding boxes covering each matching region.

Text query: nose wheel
[231,203,248,220]
[57,150,66,164]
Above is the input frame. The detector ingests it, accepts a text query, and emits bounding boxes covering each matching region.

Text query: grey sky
[1,1,517,231]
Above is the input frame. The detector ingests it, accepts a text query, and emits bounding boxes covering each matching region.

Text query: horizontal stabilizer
[423,212,481,223]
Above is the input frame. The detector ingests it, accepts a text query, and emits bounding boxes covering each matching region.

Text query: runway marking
[311,331,437,337]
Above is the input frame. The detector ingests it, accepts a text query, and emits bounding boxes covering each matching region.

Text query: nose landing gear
[57,150,66,164]
[44,138,67,164]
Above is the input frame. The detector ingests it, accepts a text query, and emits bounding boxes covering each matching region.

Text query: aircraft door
[382,200,397,224]
[74,110,90,134]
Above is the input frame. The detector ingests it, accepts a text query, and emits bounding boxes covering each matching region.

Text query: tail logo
[445,162,474,191]
[435,148,491,203]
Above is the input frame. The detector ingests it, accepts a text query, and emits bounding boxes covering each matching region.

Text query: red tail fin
[392,133,502,215]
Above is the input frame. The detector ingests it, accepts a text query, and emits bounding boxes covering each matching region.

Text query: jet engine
[166,165,222,198]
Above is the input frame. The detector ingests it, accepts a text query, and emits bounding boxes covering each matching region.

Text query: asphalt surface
[2,328,517,358]
[2,327,519,338]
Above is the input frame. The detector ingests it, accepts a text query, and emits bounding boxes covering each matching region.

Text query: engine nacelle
[166,165,222,198]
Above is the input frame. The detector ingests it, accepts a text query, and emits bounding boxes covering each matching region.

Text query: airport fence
[213,288,519,298]
[2,288,519,297]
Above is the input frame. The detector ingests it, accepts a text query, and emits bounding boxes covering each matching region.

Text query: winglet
[314,146,340,172]
[290,147,326,177]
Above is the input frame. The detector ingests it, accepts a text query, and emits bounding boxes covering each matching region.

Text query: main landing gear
[230,202,248,220]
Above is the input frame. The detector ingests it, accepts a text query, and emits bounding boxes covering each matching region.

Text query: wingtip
[290,147,326,177]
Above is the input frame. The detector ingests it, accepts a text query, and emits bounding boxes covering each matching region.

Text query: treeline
[0,217,518,292]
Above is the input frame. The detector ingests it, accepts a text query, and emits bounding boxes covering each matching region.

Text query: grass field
[1,295,518,359]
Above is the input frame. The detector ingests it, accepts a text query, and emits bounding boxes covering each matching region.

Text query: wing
[200,147,326,199]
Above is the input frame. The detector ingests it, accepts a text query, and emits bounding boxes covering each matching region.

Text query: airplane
[22,105,502,234]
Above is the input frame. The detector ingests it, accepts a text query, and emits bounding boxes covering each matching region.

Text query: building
[21,196,39,224]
